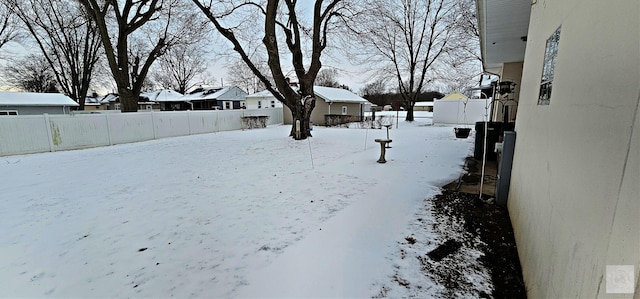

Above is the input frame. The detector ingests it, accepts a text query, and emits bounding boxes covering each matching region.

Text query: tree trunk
[118,89,138,112]
[288,96,315,140]
[405,101,415,121]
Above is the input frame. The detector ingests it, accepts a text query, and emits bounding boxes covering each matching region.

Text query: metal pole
[479,89,493,199]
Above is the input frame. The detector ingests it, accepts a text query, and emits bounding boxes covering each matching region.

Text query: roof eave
[475,0,531,75]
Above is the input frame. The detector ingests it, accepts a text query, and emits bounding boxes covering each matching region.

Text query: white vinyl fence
[0,109,283,156]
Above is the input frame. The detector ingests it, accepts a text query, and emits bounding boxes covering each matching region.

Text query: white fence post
[187,110,192,135]
[105,113,113,145]
[215,109,219,132]
[43,113,55,153]
[151,110,157,139]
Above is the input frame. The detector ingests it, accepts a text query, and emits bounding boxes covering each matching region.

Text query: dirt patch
[430,189,526,298]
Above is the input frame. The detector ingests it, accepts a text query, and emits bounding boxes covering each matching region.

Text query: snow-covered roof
[0,92,79,107]
[313,86,369,104]
[142,89,184,102]
[182,87,230,100]
[415,101,434,107]
[439,92,468,101]
[246,90,278,99]
[101,93,119,103]
[85,96,102,105]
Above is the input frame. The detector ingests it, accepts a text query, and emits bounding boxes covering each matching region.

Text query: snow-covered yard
[0,113,478,297]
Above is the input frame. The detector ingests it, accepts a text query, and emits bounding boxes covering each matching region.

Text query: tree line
[0,0,480,140]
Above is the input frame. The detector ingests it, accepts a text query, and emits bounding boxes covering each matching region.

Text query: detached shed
[0,92,79,115]
[433,92,488,125]
[283,86,371,126]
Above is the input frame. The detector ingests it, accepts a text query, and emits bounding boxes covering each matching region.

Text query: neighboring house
[84,93,104,111]
[100,92,159,111]
[476,0,638,297]
[0,92,78,115]
[100,93,118,110]
[181,86,248,110]
[433,92,487,125]
[245,90,283,109]
[414,101,433,112]
[141,89,185,111]
[283,86,371,126]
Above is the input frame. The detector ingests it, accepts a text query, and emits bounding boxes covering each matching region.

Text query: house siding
[0,106,71,115]
[507,1,639,298]
[283,100,363,126]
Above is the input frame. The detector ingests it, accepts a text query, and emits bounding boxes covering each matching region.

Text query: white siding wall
[433,99,489,125]
[0,108,283,156]
[508,1,640,297]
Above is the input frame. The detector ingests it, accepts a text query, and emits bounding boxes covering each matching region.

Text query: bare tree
[226,55,270,94]
[0,2,21,51]
[6,0,102,110]
[79,0,207,112]
[360,79,388,97]
[192,0,354,139]
[152,43,210,94]
[3,53,59,92]
[315,68,339,87]
[353,0,471,121]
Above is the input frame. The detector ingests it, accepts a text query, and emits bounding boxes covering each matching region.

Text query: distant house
[141,89,185,111]
[84,93,104,111]
[245,90,283,109]
[100,93,118,110]
[0,92,79,115]
[283,86,371,126]
[414,101,434,112]
[100,92,160,111]
[181,86,248,110]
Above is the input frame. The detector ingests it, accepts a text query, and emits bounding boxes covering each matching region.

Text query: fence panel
[107,113,155,145]
[188,111,219,134]
[48,114,110,151]
[0,116,51,155]
[0,108,283,156]
[217,110,244,132]
[152,111,190,138]
[242,108,284,126]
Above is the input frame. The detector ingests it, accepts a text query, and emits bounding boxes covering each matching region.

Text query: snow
[314,86,370,104]
[181,87,230,100]
[245,90,277,99]
[142,89,184,102]
[0,112,478,297]
[415,101,434,107]
[0,92,79,106]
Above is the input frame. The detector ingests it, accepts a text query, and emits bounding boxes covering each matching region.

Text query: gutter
[476,0,490,73]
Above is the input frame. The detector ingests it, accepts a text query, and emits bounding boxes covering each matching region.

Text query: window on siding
[341,106,347,115]
[271,101,275,108]
[538,26,561,105]
[0,110,18,116]
[258,101,262,109]
[225,102,231,109]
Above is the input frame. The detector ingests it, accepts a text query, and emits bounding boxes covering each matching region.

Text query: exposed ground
[427,157,527,298]
[428,189,527,298]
